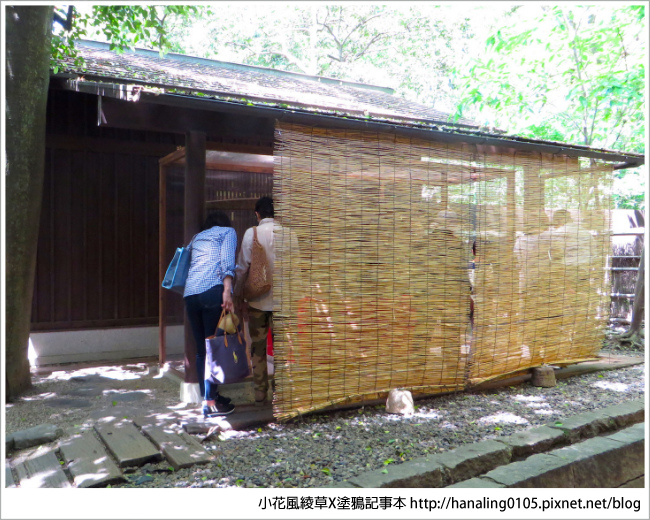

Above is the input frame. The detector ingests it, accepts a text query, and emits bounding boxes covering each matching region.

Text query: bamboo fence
[271,122,614,421]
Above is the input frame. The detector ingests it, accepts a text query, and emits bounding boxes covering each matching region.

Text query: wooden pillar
[183,131,206,384]
[158,161,167,365]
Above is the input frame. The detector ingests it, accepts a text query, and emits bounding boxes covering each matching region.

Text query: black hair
[255,196,274,219]
[202,210,231,230]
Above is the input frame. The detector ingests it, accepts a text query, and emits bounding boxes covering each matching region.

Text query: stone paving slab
[141,425,213,470]
[496,425,567,460]
[547,410,617,443]
[348,457,444,488]
[5,463,16,488]
[58,432,125,488]
[13,448,72,488]
[454,422,645,488]
[10,424,64,451]
[61,385,105,398]
[597,399,645,429]
[447,476,505,488]
[182,405,275,434]
[94,421,162,468]
[548,435,642,488]
[43,398,94,409]
[480,452,574,488]
[435,439,512,485]
[604,421,645,444]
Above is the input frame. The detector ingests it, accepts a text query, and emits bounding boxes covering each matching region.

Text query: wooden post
[158,161,167,365]
[184,131,206,384]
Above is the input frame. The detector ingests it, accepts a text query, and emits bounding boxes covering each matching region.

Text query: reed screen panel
[272,122,614,420]
[467,155,613,385]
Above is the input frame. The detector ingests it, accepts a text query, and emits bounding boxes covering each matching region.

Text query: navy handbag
[205,311,251,384]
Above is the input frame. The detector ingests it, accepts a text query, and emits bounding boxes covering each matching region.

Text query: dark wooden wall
[32,90,184,331]
[33,89,275,332]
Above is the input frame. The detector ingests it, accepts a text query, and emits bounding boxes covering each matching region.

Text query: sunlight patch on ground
[103,389,152,395]
[592,381,630,392]
[478,412,529,425]
[414,410,442,420]
[42,365,149,382]
[512,395,545,403]
[21,392,57,402]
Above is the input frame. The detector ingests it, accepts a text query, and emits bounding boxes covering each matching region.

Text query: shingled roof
[53,40,483,130]
[51,41,644,168]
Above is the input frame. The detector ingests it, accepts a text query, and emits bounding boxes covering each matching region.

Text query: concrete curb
[341,399,645,488]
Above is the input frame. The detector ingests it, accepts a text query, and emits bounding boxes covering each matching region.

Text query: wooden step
[141,425,213,470]
[13,448,71,488]
[94,421,162,468]
[58,432,125,487]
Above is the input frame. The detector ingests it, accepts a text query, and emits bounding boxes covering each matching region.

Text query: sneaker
[216,394,232,405]
[203,402,235,417]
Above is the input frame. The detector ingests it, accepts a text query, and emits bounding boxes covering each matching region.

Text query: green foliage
[454,6,645,154]
[454,5,645,209]
[51,5,205,71]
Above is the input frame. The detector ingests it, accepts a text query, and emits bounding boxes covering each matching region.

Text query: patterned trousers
[247,308,273,394]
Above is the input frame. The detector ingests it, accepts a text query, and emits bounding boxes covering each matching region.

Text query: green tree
[5,5,202,400]
[164,4,487,114]
[454,5,645,209]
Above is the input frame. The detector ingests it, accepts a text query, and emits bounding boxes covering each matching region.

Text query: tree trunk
[5,6,53,400]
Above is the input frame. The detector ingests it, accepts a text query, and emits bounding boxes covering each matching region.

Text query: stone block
[547,410,616,443]
[12,424,64,450]
[322,480,358,488]
[604,422,645,445]
[446,477,505,488]
[348,457,444,488]
[482,453,574,488]
[435,440,512,485]
[6,434,15,453]
[531,366,556,387]
[598,400,645,429]
[548,435,643,488]
[497,425,567,459]
[619,476,644,488]
[386,389,414,416]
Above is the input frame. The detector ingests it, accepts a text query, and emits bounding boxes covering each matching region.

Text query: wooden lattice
[272,122,613,421]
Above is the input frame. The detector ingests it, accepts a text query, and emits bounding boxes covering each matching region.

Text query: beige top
[235,218,276,311]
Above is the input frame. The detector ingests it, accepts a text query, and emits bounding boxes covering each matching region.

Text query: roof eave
[52,75,645,168]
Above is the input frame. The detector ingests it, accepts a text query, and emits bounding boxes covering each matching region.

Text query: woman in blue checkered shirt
[184,211,237,417]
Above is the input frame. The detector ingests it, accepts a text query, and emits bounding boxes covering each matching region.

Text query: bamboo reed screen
[272,122,613,421]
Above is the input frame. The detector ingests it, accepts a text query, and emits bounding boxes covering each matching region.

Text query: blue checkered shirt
[183,227,237,297]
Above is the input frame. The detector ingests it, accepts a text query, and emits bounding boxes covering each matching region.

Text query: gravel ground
[5,345,645,489]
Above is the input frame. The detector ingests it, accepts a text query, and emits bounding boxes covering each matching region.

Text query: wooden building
[34,40,644,419]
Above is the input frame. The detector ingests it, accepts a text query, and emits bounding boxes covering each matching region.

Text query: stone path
[5,407,274,488]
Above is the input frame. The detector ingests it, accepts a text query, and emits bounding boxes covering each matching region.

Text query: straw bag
[205,310,250,384]
[243,226,272,300]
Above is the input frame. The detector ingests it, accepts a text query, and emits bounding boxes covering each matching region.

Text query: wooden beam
[46,134,180,157]
[99,96,275,143]
[205,198,259,211]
